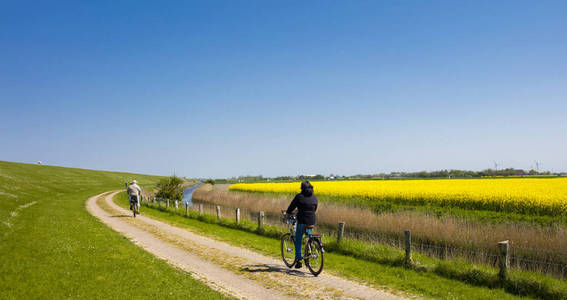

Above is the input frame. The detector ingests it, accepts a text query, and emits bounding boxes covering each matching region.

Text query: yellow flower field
[229,178,567,216]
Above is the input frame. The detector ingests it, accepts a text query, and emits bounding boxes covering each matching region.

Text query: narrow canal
[182,183,202,206]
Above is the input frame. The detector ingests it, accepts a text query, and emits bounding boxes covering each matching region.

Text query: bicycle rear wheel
[280,233,296,268]
[305,239,324,276]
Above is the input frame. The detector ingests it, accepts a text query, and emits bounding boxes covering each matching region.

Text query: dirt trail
[87,191,407,300]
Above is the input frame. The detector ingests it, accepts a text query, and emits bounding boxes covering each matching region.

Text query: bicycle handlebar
[281,210,296,224]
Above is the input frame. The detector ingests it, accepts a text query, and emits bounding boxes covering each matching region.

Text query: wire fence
[198,199,567,279]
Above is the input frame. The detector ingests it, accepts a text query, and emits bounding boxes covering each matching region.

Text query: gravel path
[87,191,407,300]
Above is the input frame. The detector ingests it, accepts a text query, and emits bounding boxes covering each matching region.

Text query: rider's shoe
[295,261,302,269]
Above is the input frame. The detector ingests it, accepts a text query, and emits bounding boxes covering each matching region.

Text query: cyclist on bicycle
[285,180,318,269]
[127,180,142,211]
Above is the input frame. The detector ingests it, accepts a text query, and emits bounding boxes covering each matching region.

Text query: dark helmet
[301,181,313,196]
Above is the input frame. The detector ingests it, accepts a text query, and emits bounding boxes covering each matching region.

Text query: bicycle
[280,210,324,276]
[130,196,139,218]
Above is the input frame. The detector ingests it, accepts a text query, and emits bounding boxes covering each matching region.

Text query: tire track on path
[87,192,287,300]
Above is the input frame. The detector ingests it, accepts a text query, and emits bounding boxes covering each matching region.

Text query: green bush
[155,175,184,202]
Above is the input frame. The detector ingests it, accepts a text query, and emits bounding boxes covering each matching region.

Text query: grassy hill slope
[0,161,226,299]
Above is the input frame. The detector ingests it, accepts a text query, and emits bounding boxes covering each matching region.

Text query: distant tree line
[350,168,551,179]
[203,169,557,183]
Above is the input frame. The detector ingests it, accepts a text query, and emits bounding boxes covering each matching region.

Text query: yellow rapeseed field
[229,178,567,216]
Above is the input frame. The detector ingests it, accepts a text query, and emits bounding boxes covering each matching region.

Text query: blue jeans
[129,195,139,208]
[295,223,312,260]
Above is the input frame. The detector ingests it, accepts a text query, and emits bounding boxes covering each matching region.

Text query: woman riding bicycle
[285,181,318,269]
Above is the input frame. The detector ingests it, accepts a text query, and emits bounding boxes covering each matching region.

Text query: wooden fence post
[498,240,510,281]
[405,230,413,265]
[185,202,189,216]
[337,222,345,246]
[216,205,221,221]
[199,203,203,216]
[235,208,240,224]
[257,211,264,232]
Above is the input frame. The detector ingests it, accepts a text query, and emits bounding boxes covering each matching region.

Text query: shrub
[155,176,184,202]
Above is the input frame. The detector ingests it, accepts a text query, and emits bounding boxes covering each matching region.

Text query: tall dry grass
[193,184,567,276]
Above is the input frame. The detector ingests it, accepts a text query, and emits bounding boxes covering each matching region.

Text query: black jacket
[286,190,318,226]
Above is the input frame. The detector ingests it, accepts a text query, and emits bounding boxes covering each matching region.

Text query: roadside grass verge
[0,161,228,299]
[116,192,567,299]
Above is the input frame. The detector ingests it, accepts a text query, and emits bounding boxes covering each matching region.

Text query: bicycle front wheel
[280,233,296,268]
[305,239,324,276]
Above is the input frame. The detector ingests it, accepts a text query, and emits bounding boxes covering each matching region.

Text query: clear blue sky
[1,1,566,178]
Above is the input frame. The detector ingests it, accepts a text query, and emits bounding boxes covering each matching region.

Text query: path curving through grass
[92,190,406,300]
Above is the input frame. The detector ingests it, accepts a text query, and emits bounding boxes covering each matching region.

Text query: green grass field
[116,192,567,300]
[0,161,227,299]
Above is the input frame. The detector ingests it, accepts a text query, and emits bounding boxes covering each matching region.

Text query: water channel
[182,183,202,206]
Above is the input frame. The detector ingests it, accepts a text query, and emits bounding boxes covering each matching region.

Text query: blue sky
[1,1,566,178]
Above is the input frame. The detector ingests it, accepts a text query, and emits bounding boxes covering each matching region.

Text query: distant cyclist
[285,181,318,269]
[127,180,142,212]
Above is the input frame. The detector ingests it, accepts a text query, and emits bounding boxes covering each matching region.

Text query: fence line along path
[88,191,407,300]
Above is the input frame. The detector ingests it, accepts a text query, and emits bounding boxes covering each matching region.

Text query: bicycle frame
[281,211,324,253]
